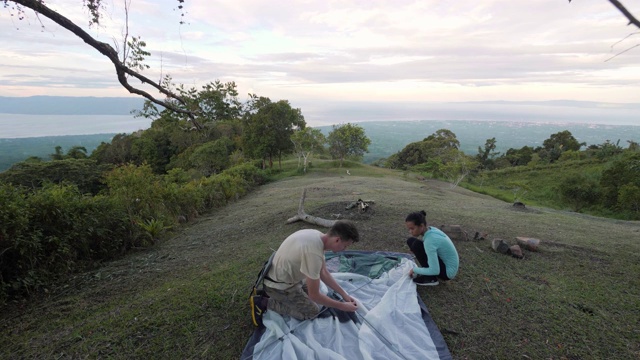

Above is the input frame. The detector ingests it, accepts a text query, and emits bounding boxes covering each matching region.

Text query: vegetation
[1,166,638,359]
[385,128,640,221]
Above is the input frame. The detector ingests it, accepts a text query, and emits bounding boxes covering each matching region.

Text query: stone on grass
[491,239,510,254]
[516,237,541,251]
[510,245,524,259]
[440,225,469,241]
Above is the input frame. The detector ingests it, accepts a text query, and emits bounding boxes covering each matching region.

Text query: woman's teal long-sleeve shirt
[413,227,459,279]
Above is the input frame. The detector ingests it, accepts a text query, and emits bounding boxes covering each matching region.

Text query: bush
[558,173,601,212]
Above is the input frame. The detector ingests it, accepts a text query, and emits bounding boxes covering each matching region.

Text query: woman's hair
[405,210,427,226]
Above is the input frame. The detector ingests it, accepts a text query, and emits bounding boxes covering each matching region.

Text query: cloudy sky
[1,0,639,126]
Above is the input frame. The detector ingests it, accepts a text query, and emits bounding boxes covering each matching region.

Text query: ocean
[0,114,152,139]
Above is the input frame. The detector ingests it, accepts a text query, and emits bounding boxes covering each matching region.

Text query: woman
[405,210,459,286]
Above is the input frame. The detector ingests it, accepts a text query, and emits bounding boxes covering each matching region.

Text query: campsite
[1,164,638,359]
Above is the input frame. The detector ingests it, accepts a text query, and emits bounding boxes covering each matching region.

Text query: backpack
[249,252,275,327]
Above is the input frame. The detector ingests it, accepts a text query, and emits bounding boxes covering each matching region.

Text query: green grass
[1,165,639,359]
[461,159,613,214]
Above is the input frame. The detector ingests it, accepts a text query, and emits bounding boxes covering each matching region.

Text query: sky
[1,0,640,127]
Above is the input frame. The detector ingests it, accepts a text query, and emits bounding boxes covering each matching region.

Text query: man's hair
[329,220,360,243]
[405,210,427,226]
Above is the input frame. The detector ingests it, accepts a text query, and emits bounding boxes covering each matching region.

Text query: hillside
[1,167,638,359]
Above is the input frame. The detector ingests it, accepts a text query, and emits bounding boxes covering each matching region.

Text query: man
[264,220,360,320]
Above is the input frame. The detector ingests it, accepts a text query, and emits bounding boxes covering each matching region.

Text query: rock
[516,237,541,251]
[440,225,469,241]
[510,245,524,259]
[473,231,489,241]
[491,239,510,254]
[513,202,526,208]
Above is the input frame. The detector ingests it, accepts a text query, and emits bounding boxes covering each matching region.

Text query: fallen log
[286,188,336,227]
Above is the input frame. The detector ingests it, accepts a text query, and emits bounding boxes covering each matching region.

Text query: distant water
[0,114,152,139]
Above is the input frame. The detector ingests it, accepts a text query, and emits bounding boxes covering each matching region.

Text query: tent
[241,251,452,360]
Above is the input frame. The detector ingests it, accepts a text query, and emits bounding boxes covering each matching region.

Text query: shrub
[557,174,601,212]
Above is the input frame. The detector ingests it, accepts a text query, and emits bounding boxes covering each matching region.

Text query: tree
[327,123,371,167]
[540,130,585,163]
[291,128,326,173]
[5,0,204,128]
[438,150,478,188]
[476,137,500,170]
[600,153,640,207]
[66,146,88,159]
[502,146,534,167]
[386,129,460,170]
[189,138,234,176]
[570,1,640,30]
[242,97,306,169]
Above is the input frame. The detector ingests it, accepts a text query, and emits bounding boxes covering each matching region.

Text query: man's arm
[319,262,352,301]
[306,267,358,312]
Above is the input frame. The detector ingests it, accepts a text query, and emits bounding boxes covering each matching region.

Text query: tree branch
[608,0,640,29]
[12,0,203,130]
[286,188,337,228]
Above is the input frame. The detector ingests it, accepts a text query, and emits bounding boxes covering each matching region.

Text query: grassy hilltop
[1,162,639,359]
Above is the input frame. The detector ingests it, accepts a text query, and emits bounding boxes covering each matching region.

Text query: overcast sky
[1,0,639,126]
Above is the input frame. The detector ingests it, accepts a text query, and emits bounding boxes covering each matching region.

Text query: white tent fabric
[246,256,451,360]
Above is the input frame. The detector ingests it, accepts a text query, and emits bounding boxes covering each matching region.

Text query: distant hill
[0,96,146,115]
[317,120,640,163]
[0,134,116,172]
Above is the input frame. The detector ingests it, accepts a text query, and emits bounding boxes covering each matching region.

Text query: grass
[1,162,639,359]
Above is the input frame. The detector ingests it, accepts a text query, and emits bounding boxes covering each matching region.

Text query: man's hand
[339,298,358,312]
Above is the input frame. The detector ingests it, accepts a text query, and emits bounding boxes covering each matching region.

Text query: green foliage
[558,173,601,212]
[0,158,111,195]
[0,160,267,303]
[600,152,640,208]
[0,182,130,303]
[125,36,151,72]
[327,123,371,167]
[189,137,234,176]
[137,218,169,243]
[291,127,326,173]
[387,129,460,170]
[617,184,640,216]
[242,96,306,168]
[476,137,500,170]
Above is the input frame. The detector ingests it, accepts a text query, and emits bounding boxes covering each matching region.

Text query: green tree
[189,138,234,176]
[387,129,460,170]
[618,184,640,217]
[91,133,135,165]
[438,150,478,187]
[66,146,88,159]
[291,128,326,173]
[502,146,534,167]
[476,137,500,170]
[600,153,640,208]
[50,146,65,161]
[242,96,306,168]
[327,123,371,167]
[558,174,601,212]
[540,130,585,163]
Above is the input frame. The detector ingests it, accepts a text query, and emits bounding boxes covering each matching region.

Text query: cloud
[0,0,639,118]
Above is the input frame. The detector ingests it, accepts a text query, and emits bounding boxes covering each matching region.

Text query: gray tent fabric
[241,250,452,360]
